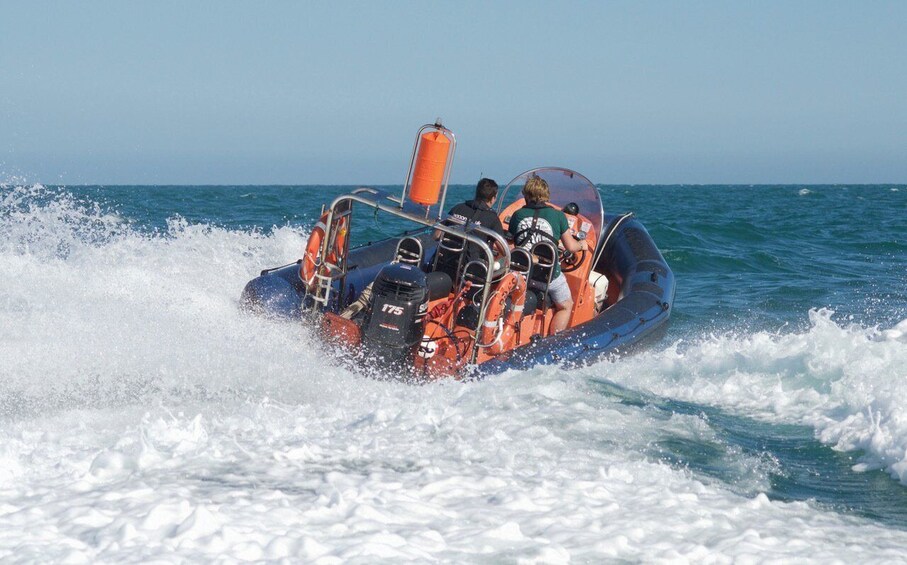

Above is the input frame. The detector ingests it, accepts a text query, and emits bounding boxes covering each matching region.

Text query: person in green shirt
[508,175,588,334]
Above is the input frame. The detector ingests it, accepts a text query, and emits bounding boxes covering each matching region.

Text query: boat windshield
[496,167,604,238]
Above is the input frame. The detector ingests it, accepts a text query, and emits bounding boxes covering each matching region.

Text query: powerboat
[241,121,675,378]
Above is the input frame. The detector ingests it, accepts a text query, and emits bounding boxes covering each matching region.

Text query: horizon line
[6,182,906,188]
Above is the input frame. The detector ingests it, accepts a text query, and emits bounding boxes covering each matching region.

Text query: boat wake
[3,183,907,561]
[1,183,331,413]
[604,308,907,486]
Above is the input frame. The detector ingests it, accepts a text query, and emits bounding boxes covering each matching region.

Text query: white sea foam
[3,185,907,562]
[608,309,907,485]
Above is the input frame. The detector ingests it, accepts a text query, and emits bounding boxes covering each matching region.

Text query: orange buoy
[300,211,348,287]
[479,272,527,355]
[409,131,450,206]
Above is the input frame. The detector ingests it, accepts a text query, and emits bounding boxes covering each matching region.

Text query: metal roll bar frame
[314,187,512,365]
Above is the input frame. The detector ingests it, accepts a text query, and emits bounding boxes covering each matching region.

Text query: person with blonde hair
[508,176,588,333]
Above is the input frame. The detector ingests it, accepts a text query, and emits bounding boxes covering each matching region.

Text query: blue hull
[241,215,675,375]
[478,215,675,374]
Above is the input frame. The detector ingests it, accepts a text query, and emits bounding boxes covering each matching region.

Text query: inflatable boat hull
[241,215,674,375]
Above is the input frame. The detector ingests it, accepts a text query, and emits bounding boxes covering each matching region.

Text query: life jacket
[447,200,499,229]
[512,202,560,248]
[443,200,502,264]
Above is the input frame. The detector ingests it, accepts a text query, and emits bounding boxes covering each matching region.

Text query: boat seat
[450,260,489,331]
[425,270,453,301]
[528,241,557,286]
[510,247,533,276]
[461,259,488,301]
[395,236,424,267]
[515,240,556,317]
[521,287,551,317]
[433,232,467,284]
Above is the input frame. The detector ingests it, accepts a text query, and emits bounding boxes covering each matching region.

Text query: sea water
[1,182,905,562]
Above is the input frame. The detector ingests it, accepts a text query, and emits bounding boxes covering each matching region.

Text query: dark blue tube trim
[241,214,674,375]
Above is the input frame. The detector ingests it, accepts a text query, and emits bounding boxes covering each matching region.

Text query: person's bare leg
[551,300,573,334]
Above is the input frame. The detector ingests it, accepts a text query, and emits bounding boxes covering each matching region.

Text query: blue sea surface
[69,183,907,332]
[2,182,907,560]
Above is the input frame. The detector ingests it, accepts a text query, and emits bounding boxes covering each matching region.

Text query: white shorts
[547,273,572,306]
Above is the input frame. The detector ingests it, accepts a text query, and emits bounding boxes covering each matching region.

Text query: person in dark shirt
[436,178,506,270]
[445,178,505,238]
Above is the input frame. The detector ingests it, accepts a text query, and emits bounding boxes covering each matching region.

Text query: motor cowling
[362,264,430,361]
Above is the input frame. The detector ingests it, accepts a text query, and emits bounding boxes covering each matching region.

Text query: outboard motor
[362,264,430,362]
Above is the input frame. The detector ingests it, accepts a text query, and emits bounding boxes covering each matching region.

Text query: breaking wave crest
[0,184,345,413]
[605,308,907,485]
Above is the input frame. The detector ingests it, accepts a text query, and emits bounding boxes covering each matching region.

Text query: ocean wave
[605,308,907,485]
[0,184,317,413]
[4,185,907,559]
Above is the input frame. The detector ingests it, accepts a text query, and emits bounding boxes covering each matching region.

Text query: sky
[1,1,905,185]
